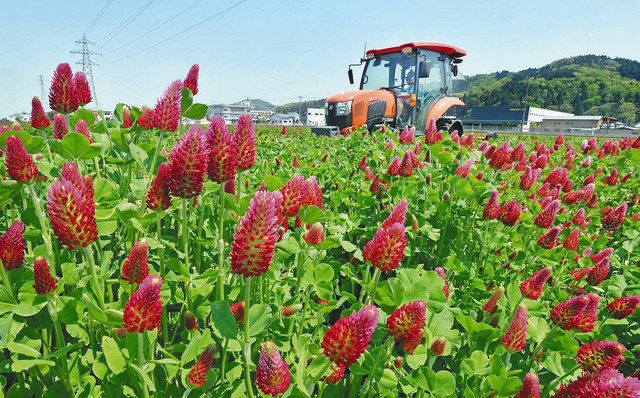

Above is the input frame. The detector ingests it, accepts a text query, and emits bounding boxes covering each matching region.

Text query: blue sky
[1,0,639,115]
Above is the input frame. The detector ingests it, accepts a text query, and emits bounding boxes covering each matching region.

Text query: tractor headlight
[335,101,352,116]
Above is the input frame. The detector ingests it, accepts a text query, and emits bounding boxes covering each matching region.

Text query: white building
[6,112,30,122]
[306,107,325,126]
[208,101,252,124]
[270,113,300,125]
[525,107,573,132]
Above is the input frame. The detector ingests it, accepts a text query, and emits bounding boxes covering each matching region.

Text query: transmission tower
[70,35,101,108]
[38,75,47,110]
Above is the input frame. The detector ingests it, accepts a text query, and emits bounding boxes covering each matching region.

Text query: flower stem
[236,170,243,201]
[47,296,72,392]
[138,332,145,367]
[0,262,13,299]
[366,268,381,304]
[217,185,226,301]
[309,360,332,392]
[181,199,193,310]
[82,245,105,310]
[27,185,56,275]
[157,213,168,343]
[543,364,581,396]
[242,276,255,398]
[140,129,165,216]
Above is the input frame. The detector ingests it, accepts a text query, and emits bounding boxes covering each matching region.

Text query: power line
[99,0,155,48]
[71,35,102,108]
[85,0,115,35]
[108,0,249,64]
[111,0,208,52]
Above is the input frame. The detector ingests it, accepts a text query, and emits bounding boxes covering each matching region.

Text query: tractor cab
[314,42,466,136]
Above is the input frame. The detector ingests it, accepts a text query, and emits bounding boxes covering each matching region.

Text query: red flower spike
[282,304,302,317]
[455,158,475,178]
[30,97,50,129]
[386,301,426,351]
[53,114,68,139]
[364,166,374,180]
[5,136,39,183]
[184,311,198,331]
[387,156,401,176]
[577,340,625,372]
[235,114,256,171]
[122,275,163,333]
[482,286,505,315]
[430,336,447,356]
[205,116,238,183]
[435,267,450,299]
[551,293,599,332]
[363,223,407,272]
[399,126,415,144]
[303,223,325,245]
[606,296,640,319]
[224,178,235,195]
[515,373,540,398]
[563,228,581,251]
[322,305,379,367]
[572,208,587,226]
[153,80,182,132]
[121,239,149,285]
[534,199,560,228]
[501,304,528,352]
[301,176,323,209]
[167,126,209,199]
[498,200,522,227]
[49,63,79,114]
[601,203,627,231]
[183,64,199,95]
[280,175,305,217]
[188,346,214,387]
[137,108,155,129]
[358,156,367,170]
[537,226,562,249]
[146,162,172,211]
[520,267,552,300]
[73,71,92,106]
[46,162,98,250]
[398,151,413,177]
[122,106,132,128]
[230,301,245,324]
[483,191,501,220]
[381,199,408,230]
[75,119,93,143]
[369,175,381,193]
[33,257,57,295]
[586,257,610,286]
[552,368,640,398]
[0,221,26,270]
[292,155,299,167]
[230,191,282,277]
[591,247,613,264]
[326,364,347,384]
[256,340,291,396]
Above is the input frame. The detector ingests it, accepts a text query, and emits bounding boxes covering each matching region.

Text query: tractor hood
[326,89,396,129]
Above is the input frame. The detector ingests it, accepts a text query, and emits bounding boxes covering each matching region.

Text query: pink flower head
[205,116,238,183]
[230,191,282,277]
[46,162,98,250]
[537,226,562,249]
[0,221,26,270]
[386,300,426,354]
[601,203,627,231]
[188,346,214,387]
[137,108,155,129]
[551,293,599,332]
[498,200,522,227]
[362,223,407,272]
[606,296,640,319]
[121,239,150,285]
[398,151,414,177]
[520,267,552,300]
[303,223,325,245]
[515,373,540,398]
[387,156,401,176]
[256,341,291,396]
[576,340,626,372]
[183,64,199,95]
[235,114,256,171]
[455,158,475,178]
[49,63,79,114]
[5,136,39,183]
[501,304,528,352]
[435,267,450,299]
[381,199,408,230]
[33,257,57,294]
[75,119,93,143]
[153,80,182,132]
[167,126,209,198]
[122,275,163,333]
[146,162,173,211]
[30,97,50,129]
[534,199,560,228]
[280,176,305,217]
[73,71,92,106]
[322,305,379,366]
[483,191,501,220]
[53,114,68,139]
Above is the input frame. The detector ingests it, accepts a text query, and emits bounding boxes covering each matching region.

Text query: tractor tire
[449,121,463,136]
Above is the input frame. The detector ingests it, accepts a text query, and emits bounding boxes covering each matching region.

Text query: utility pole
[520,75,530,133]
[298,95,303,125]
[71,35,101,109]
[38,75,47,110]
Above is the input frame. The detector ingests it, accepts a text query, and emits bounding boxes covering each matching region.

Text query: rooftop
[366,42,466,59]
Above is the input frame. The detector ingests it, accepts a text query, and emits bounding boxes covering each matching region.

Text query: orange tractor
[312,42,466,136]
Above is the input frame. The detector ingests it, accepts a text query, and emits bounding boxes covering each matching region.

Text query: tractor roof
[366,42,467,59]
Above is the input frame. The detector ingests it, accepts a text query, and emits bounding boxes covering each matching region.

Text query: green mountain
[232,99,277,112]
[460,55,640,124]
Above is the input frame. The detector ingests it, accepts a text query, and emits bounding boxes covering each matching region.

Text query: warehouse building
[306,107,325,126]
[538,115,616,134]
[463,105,573,132]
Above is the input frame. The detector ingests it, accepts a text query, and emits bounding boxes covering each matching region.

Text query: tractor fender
[425,97,464,130]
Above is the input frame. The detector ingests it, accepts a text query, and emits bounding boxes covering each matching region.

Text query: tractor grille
[367,100,387,122]
[326,102,352,130]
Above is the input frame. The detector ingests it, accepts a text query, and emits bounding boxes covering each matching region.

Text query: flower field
[0,63,639,397]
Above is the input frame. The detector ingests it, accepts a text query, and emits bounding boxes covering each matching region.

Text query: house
[306,107,325,126]
[538,116,616,133]
[208,101,253,124]
[270,113,300,125]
